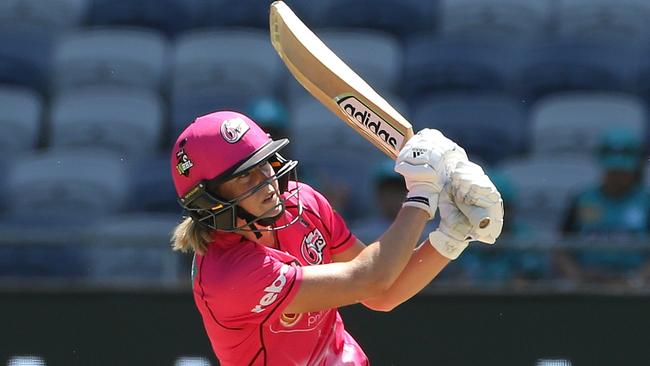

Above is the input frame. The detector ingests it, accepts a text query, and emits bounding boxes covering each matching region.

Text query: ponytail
[171,216,213,255]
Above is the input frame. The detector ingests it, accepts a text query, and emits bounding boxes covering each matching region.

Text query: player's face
[218,162,283,220]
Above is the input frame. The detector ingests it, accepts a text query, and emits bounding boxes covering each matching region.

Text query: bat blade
[269,1,413,159]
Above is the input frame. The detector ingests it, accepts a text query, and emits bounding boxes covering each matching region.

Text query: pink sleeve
[308,186,357,254]
[211,248,303,326]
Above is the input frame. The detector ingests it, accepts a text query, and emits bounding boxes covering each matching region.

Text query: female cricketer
[170,111,503,365]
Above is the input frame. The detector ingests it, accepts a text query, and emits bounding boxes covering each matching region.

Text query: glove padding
[394,129,460,219]
[449,160,504,244]
[429,186,475,260]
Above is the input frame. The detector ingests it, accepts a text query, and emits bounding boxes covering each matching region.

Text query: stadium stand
[0,25,56,93]
[319,0,437,37]
[52,28,168,92]
[555,0,650,39]
[49,87,164,155]
[87,0,197,36]
[403,34,523,98]
[171,29,283,98]
[412,92,527,165]
[530,92,647,156]
[439,0,552,38]
[5,149,129,219]
[0,86,43,151]
[517,37,641,100]
[0,0,87,30]
[498,156,600,234]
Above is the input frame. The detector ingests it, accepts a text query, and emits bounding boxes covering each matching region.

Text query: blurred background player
[170,111,502,365]
[557,128,650,286]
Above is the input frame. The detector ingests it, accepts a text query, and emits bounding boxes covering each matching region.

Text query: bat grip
[455,201,491,230]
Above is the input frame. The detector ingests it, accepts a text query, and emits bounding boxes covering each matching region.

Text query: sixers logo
[300,228,326,265]
[220,117,250,143]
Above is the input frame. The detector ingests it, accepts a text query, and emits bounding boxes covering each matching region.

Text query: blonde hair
[171,217,214,255]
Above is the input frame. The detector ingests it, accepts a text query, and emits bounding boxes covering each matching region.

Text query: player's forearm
[362,241,450,312]
[353,206,428,291]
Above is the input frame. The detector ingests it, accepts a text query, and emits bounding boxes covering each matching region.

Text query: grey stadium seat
[0,0,87,30]
[286,30,403,102]
[412,93,527,164]
[498,156,600,233]
[6,149,128,217]
[53,28,168,91]
[49,87,163,155]
[0,86,42,151]
[172,29,283,97]
[439,0,551,38]
[530,92,646,156]
[556,0,650,40]
[403,34,523,97]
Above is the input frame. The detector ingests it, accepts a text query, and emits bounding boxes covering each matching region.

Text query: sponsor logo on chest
[251,264,289,313]
[300,228,327,265]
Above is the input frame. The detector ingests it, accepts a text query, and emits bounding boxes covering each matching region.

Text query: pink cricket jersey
[192,182,369,366]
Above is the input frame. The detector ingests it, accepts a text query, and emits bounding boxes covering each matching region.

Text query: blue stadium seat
[518,37,640,101]
[5,149,129,218]
[530,92,647,157]
[125,154,181,213]
[318,30,402,95]
[439,0,551,38]
[49,87,164,155]
[85,213,182,281]
[199,0,272,28]
[172,29,283,98]
[403,34,522,98]
[53,28,168,92]
[0,86,42,151]
[412,93,527,165]
[498,156,600,234]
[0,0,87,30]
[320,0,437,36]
[0,25,56,92]
[88,0,196,36]
[556,0,650,40]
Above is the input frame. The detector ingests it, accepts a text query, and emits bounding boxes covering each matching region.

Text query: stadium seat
[172,29,283,97]
[403,34,522,98]
[0,25,56,92]
[517,37,640,101]
[170,90,255,142]
[199,0,273,28]
[85,213,182,281]
[556,0,650,39]
[125,154,181,213]
[498,156,600,233]
[53,28,168,91]
[412,93,527,164]
[49,87,164,155]
[88,0,196,36]
[0,0,87,29]
[530,92,647,156]
[5,149,129,218]
[6,355,47,366]
[439,0,551,38]
[633,41,650,100]
[0,86,42,151]
[318,30,402,95]
[320,0,436,36]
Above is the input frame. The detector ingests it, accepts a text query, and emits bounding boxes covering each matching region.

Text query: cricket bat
[269,1,492,230]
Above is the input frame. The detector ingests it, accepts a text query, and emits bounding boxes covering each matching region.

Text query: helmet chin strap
[237,205,285,239]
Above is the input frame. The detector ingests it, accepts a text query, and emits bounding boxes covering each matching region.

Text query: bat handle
[455,201,491,230]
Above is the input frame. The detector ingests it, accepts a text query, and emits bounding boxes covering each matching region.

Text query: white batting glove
[429,186,475,260]
[394,129,457,219]
[449,160,504,244]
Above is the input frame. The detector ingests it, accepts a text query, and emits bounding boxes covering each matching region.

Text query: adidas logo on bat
[336,95,404,152]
